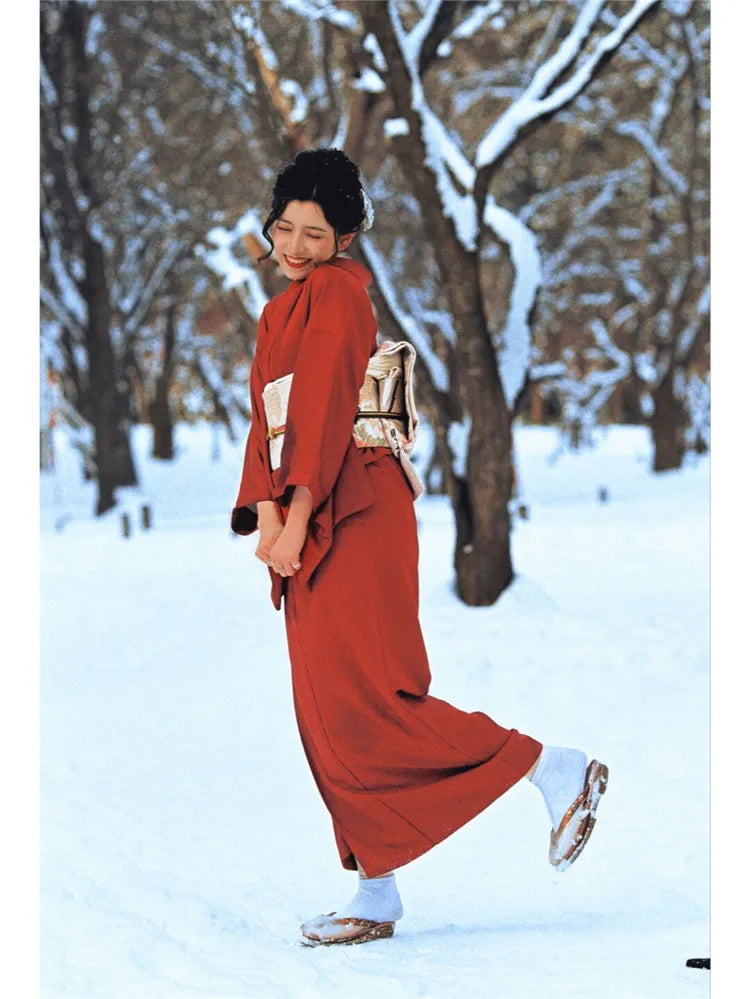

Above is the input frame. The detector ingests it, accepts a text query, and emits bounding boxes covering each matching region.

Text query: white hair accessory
[361,188,375,230]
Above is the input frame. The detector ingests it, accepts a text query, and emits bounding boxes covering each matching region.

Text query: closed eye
[277,225,322,240]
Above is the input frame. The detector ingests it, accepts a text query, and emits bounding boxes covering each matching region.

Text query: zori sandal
[549,759,609,871]
[300,911,395,947]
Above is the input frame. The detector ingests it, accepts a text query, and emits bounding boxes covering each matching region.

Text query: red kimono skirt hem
[283,449,542,878]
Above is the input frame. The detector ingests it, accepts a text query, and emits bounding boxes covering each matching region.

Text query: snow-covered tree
[40,1,272,504]
[521,0,709,471]
[41,1,137,513]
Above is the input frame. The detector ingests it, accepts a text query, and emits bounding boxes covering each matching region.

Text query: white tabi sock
[335,872,404,923]
[529,745,588,830]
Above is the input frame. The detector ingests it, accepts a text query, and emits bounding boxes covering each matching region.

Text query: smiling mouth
[284,255,311,267]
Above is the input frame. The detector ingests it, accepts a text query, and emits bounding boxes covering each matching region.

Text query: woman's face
[272,199,354,280]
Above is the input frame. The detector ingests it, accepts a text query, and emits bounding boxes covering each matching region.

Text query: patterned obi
[262,340,423,498]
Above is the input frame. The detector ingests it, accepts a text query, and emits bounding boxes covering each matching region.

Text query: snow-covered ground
[40,423,709,999]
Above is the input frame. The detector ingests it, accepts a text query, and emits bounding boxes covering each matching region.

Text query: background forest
[40,0,709,604]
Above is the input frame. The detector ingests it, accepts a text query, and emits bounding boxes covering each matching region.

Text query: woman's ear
[338,232,356,252]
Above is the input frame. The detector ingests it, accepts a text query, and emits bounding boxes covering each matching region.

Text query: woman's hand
[267,521,307,577]
[255,522,284,565]
[254,489,312,577]
[254,502,285,569]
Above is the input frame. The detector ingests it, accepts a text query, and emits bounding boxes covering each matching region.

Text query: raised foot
[549,759,609,871]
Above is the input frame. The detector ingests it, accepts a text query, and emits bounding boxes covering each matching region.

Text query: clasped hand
[255,515,306,577]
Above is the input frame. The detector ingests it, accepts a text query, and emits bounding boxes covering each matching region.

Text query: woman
[232,148,608,947]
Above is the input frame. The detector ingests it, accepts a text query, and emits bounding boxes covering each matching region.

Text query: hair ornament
[361,188,375,231]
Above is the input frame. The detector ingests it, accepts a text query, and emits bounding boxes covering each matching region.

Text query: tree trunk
[82,231,137,514]
[453,370,514,605]
[360,1,514,605]
[650,373,686,473]
[68,2,137,514]
[149,383,174,461]
[149,300,177,460]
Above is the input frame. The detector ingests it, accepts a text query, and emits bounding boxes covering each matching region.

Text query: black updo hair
[257,148,369,264]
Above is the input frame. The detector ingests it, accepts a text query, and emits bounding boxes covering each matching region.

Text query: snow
[230,7,277,72]
[201,215,269,319]
[279,78,309,122]
[278,0,358,32]
[676,284,710,361]
[453,0,504,40]
[446,416,471,478]
[40,422,709,998]
[352,68,386,93]
[363,32,386,72]
[396,0,442,70]
[383,117,409,138]
[485,198,542,408]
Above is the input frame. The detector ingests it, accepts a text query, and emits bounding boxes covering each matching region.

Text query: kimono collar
[316,255,373,289]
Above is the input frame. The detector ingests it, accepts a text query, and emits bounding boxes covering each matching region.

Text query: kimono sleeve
[231,315,274,536]
[272,267,375,513]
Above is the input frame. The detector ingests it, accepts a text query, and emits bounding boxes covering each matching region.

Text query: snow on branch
[475,0,659,169]
[199,208,270,321]
[556,317,632,443]
[40,60,58,107]
[684,19,707,67]
[684,370,709,450]
[615,259,651,305]
[116,220,163,315]
[522,0,604,104]
[453,1,504,40]
[484,197,542,408]
[363,32,387,71]
[330,106,350,148]
[648,66,682,137]
[352,68,386,93]
[676,282,709,363]
[589,317,630,369]
[403,0,443,64]
[545,176,622,278]
[663,0,692,15]
[42,224,88,328]
[277,0,358,32]
[40,285,86,341]
[530,360,567,382]
[615,120,688,196]
[230,2,279,71]
[53,394,97,477]
[387,0,478,250]
[520,166,640,224]
[122,237,186,338]
[359,233,450,393]
[280,76,311,119]
[422,111,478,249]
[136,23,254,100]
[524,5,568,85]
[546,261,610,288]
[600,7,675,75]
[407,300,456,346]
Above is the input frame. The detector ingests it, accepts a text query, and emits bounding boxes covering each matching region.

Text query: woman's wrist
[286,485,314,528]
[257,499,282,527]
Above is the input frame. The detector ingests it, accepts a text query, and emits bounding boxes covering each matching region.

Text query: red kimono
[232,256,541,877]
